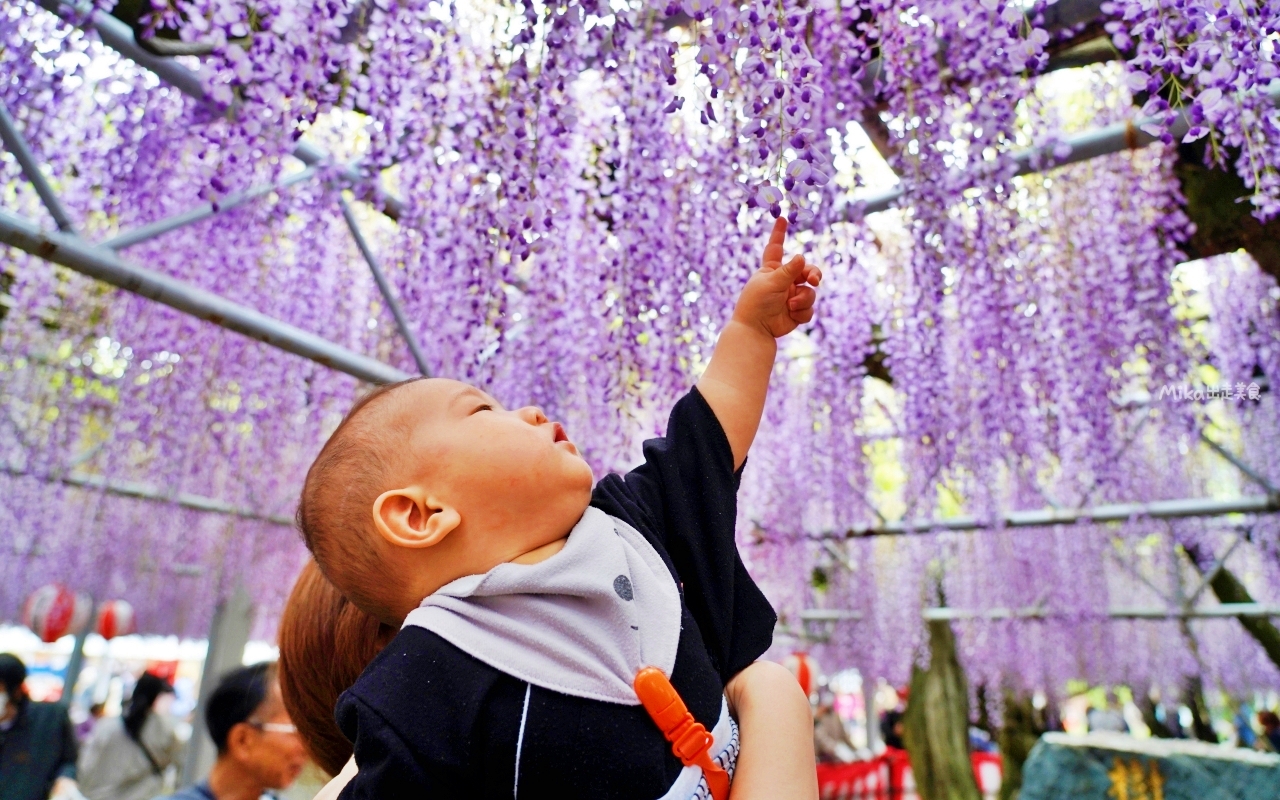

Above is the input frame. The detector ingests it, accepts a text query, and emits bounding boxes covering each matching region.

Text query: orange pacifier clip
[633,667,730,800]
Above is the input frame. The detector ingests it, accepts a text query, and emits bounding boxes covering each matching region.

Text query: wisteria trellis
[1,0,1278,699]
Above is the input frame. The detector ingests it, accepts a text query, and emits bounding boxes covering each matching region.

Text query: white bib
[403,506,683,705]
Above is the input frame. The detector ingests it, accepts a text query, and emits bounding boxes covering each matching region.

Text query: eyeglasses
[247,720,298,735]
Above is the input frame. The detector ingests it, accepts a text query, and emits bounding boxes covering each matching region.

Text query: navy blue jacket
[336,387,777,799]
[0,700,77,800]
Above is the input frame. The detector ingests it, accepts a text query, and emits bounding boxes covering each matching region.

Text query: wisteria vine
[1,0,1277,699]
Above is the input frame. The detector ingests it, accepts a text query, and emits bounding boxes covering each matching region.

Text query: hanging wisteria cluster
[1107,0,1280,219]
[2,0,1278,700]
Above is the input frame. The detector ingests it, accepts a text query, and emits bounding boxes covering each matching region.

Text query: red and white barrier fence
[817,748,1002,800]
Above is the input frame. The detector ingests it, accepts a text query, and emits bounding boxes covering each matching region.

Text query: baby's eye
[472,403,494,414]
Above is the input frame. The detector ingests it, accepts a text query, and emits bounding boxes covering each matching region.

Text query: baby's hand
[731,218,822,339]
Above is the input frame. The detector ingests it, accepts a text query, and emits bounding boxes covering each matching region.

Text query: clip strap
[634,667,730,800]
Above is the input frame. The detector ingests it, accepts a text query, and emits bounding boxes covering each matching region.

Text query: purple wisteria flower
[0,0,1276,693]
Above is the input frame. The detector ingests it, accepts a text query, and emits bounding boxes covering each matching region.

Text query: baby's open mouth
[552,422,569,444]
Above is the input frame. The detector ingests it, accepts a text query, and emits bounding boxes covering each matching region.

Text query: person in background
[76,703,106,744]
[812,691,856,764]
[155,663,306,800]
[1258,710,1280,753]
[0,653,80,800]
[968,725,998,754]
[78,673,182,800]
[1233,703,1257,749]
[1086,692,1129,734]
[880,688,907,750]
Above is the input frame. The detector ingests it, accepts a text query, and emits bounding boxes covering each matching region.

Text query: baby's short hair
[297,377,426,623]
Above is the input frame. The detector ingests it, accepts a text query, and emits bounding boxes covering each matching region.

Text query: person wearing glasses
[158,663,306,800]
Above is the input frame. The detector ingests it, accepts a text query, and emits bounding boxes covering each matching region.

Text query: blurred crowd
[808,680,1280,768]
[4,646,1278,800]
[0,653,305,800]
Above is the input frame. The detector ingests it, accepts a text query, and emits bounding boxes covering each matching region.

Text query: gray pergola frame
[1,0,1278,535]
[787,524,1280,641]
[796,604,1280,624]
[780,603,1280,644]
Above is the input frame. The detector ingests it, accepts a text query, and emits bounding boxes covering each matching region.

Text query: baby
[298,219,820,799]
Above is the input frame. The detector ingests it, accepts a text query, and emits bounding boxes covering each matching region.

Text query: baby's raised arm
[697,218,822,468]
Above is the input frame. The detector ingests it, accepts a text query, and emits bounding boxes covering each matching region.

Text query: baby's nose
[518,406,548,425]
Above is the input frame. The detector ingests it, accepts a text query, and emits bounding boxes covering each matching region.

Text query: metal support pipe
[182,588,253,787]
[38,0,208,100]
[800,609,864,622]
[1200,432,1278,494]
[0,209,411,385]
[1184,535,1244,608]
[919,603,1280,621]
[101,166,319,250]
[798,604,1280,623]
[0,102,75,231]
[786,602,1280,644]
[851,115,1177,217]
[59,599,95,709]
[339,197,431,376]
[1,462,293,524]
[827,493,1280,539]
[296,143,404,221]
[849,84,1280,217]
[40,0,405,221]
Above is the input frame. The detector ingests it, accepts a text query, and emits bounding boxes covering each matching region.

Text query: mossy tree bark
[1181,542,1280,673]
[903,619,981,800]
[1202,566,1280,669]
[1138,693,1176,739]
[1183,674,1220,743]
[996,691,1041,800]
[1176,149,1280,282]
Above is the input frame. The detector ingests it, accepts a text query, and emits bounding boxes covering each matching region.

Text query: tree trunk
[1138,692,1175,739]
[997,691,1041,800]
[903,620,981,800]
[1184,674,1220,743]
[1176,153,1280,282]
[1181,543,1280,673]
[1204,566,1280,669]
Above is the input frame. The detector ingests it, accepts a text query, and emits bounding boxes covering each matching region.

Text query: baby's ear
[372,488,460,549]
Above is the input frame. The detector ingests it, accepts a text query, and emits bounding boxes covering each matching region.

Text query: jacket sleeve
[597,387,776,681]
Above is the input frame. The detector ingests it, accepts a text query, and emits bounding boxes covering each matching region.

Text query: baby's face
[390,378,594,567]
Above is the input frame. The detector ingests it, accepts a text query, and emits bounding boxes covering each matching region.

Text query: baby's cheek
[573,457,595,490]
[452,457,508,500]
[502,445,556,492]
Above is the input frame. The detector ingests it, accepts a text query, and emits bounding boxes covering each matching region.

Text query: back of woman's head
[123,672,172,741]
[0,653,27,702]
[278,559,395,776]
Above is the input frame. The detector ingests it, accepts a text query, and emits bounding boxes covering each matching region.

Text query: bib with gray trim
[403,506,683,705]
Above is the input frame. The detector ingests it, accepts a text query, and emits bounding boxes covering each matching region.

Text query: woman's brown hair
[278,559,396,776]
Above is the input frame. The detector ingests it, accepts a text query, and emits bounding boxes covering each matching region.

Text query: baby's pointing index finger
[762,216,788,269]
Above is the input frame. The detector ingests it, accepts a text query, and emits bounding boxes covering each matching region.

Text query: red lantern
[23,584,93,643]
[96,600,136,640]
